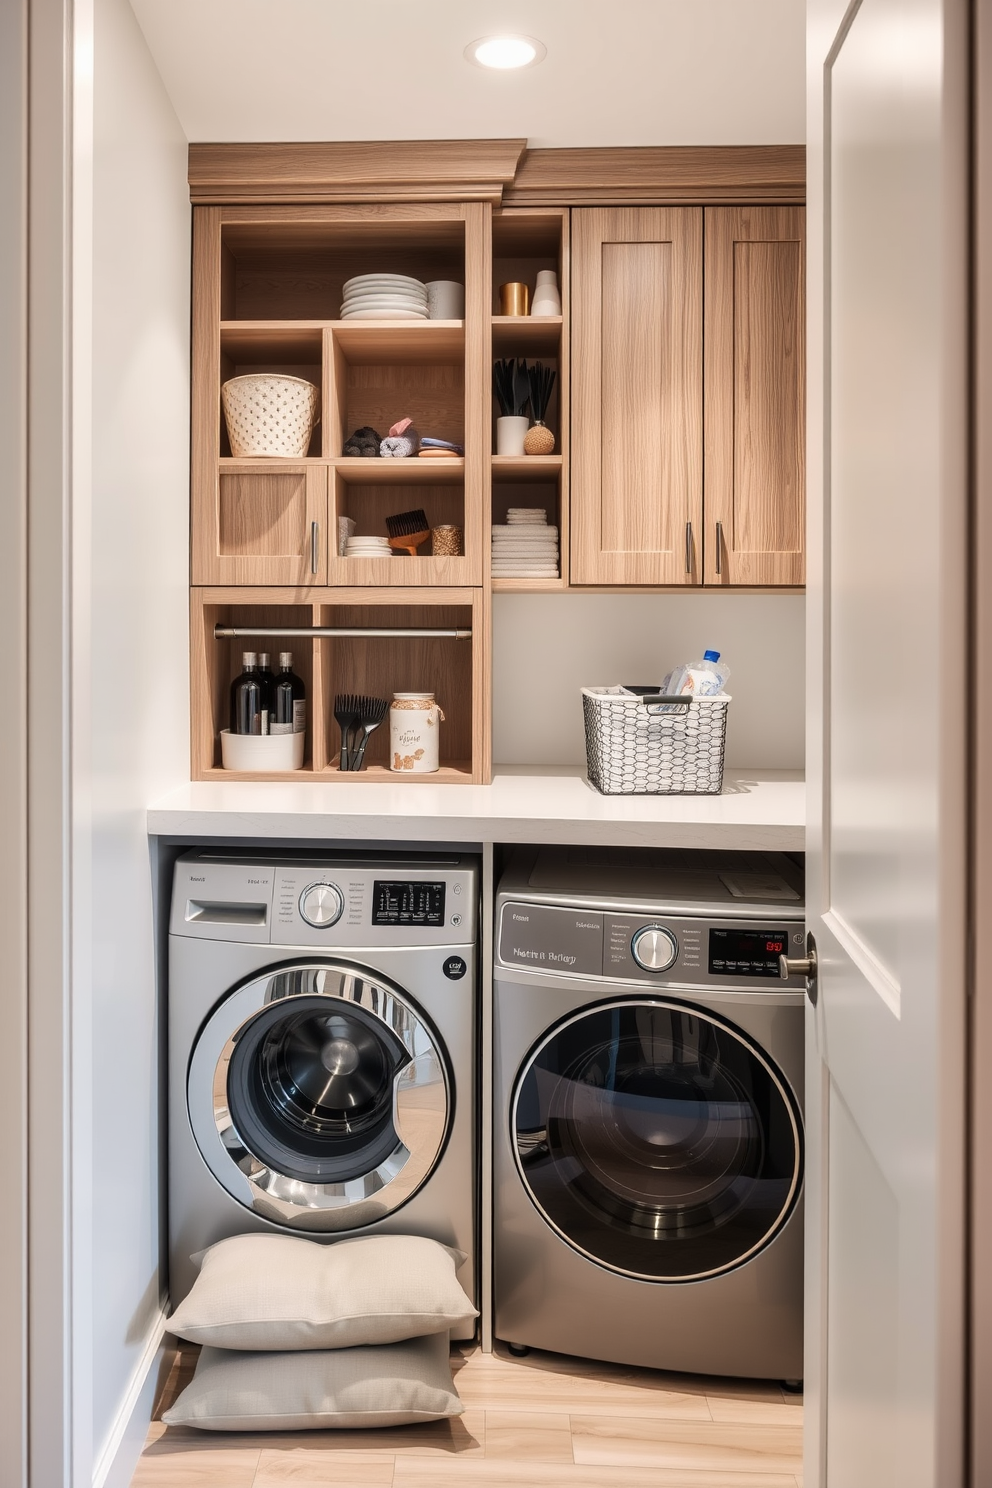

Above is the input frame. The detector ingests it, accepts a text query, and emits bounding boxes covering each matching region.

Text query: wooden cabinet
[704,207,805,586]
[569,205,804,589]
[570,208,703,586]
[195,463,328,586]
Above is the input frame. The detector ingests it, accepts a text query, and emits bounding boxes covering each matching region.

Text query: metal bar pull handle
[685,521,693,575]
[715,521,723,576]
[310,521,319,575]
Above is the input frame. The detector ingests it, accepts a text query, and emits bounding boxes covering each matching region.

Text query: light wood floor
[131,1341,803,1488]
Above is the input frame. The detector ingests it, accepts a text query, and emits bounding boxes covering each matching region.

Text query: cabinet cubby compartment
[330,468,479,586]
[191,594,317,780]
[190,587,490,784]
[491,468,566,591]
[315,593,484,783]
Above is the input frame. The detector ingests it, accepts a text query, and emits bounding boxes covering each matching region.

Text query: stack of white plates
[344,536,392,558]
[340,275,428,321]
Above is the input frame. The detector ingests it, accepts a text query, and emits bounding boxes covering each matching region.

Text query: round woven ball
[222,374,320,458]
[524,422,556,455]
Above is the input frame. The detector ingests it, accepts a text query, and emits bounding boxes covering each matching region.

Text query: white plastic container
[220,729,305,772]
[389,693,444,773]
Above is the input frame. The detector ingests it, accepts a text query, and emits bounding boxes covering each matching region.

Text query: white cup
[426,280,465,320]
[496,416,530,456]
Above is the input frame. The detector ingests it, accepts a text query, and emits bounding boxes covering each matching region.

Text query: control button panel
[630,925,678,972]
[299,882,345,928]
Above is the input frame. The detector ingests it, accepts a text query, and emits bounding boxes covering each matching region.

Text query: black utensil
[333,694,361,771]
[527,361,557,421]
[512,357,531,420]
[493,358,530,417]
[350,696,389,771]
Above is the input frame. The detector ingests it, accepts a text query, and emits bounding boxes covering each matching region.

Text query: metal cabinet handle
[685,521,693,575]
[715,521,723,576]
[779,934,818,1006]
[310,521,319,575]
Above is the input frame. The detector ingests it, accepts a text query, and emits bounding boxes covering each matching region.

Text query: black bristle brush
[493,358,530,417]
[385,508,430,556]
[527,361,557,423]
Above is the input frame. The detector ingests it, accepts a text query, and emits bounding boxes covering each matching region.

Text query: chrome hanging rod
[214,625,472,641]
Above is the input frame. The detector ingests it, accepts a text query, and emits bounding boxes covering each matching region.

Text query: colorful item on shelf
[531,269,562,317]
[385,509,431,556]
[431,525,463,557]
[418,448,460,458]
[420,437,464,454]
[380,420,420,458]
[221,374,319,459]
[390,693,445,774]
[498,282,530,316]
[342,425,382,457]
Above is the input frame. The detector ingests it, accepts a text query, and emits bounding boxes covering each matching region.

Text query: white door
[806,0,969,1484]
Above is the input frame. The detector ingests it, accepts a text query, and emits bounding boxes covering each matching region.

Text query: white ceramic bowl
[220,729,305,772]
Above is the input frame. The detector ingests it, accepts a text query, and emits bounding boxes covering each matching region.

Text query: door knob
[779,934,818,1006]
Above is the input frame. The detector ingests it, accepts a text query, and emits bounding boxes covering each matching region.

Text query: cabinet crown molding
[189,141,805,207]
[188,139,528,204]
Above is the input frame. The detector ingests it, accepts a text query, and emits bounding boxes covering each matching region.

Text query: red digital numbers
[766,941,784,953]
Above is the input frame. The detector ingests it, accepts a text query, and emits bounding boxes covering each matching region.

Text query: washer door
[188,963,451,1231]
[512,999,802,1281]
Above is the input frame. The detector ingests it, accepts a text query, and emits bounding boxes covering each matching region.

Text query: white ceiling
[127,0,805,147]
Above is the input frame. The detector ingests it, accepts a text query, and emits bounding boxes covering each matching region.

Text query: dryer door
[512,998,802,1281]
[188,962,450,1231]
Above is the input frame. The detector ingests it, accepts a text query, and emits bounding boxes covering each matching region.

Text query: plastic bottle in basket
[662,649,730,697]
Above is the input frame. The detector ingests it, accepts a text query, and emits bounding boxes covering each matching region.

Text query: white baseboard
[91,1308,169,1488]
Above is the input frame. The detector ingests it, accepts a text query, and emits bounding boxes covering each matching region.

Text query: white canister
[425,280,465,320]
[390,692,445,773]
[531,269,562,317]
[496,415,530,456]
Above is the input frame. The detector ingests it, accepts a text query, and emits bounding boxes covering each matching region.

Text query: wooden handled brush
[385,508,430,556]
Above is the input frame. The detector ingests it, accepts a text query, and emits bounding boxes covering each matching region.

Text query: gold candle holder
[499,282,530,317]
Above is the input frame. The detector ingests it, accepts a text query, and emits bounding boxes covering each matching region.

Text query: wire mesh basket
[582,686,730,796]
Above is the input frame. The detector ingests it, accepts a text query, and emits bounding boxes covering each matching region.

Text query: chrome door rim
[188,962,450,1229]
[510,997,803,1282]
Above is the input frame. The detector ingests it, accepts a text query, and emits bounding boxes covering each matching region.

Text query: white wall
[80,0,190,1479]
[493,592,805,769]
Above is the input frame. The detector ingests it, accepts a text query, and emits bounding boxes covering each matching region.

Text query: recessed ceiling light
[465,35,546,70]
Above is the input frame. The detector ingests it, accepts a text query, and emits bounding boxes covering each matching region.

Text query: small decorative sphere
[524,422,555,455]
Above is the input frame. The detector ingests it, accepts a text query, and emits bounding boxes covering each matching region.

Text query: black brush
[493,358,530,417]
[527,361,557,422]
[385,508,430,556]
[333,693,361,771]
[349,696,389,771]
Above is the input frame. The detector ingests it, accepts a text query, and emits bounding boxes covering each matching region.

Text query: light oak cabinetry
[571,209,703,586]
[186,144,805,785]
[568,206,805,589]
[704,207,805,586]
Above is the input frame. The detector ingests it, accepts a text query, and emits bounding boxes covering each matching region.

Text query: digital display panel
[372,880,445,927]
[708,927,789,979]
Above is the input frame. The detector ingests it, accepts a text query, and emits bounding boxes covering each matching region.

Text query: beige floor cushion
[162,1332,463,1431]
[169,1233,477,1350]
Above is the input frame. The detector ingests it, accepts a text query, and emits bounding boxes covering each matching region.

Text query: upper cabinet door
[571,209,703,586]
[704,207,806,587]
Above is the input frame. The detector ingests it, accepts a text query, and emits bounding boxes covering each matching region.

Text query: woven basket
[221,374,320,458]
[582,686,730,795]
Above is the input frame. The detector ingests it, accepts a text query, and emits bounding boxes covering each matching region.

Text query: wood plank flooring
[131,1342,803,1488]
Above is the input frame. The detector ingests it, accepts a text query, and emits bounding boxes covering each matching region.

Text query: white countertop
[147,766,805,851]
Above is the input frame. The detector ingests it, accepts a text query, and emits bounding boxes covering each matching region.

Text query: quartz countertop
[147,766,805,851]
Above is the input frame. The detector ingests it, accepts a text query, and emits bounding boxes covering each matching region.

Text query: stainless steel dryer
[169,850,477,1327]
[494,846,805,1380]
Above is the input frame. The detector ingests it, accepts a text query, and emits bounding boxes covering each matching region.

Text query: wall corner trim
[91,1306,169,1488]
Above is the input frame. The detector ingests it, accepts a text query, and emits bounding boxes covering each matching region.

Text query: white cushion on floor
[161,1333,463,1431]
[168,1233,476,1351]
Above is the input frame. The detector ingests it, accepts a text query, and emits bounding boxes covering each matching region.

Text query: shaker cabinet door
[703,207,806,586]
[192,464,328,587]
[570,208,704,586]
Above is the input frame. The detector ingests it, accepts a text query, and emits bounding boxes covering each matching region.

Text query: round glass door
[512,999,802,1281]
[188,963,451,1230]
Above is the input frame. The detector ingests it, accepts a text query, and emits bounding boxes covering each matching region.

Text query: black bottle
[271,651,307,735]
[257,652,275,734]
[230,651,265,735]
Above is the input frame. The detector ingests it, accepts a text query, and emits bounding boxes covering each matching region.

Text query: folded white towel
[492,525,559,537]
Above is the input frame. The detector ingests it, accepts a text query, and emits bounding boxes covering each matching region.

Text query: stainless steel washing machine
[169,850,477,1329]
[494,846,805,1380]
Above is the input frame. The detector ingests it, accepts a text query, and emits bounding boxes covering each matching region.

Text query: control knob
[299,882,345,929]
[630,925,678,973]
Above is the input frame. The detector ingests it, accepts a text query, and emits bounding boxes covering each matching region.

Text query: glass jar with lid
[389,692,445,773]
